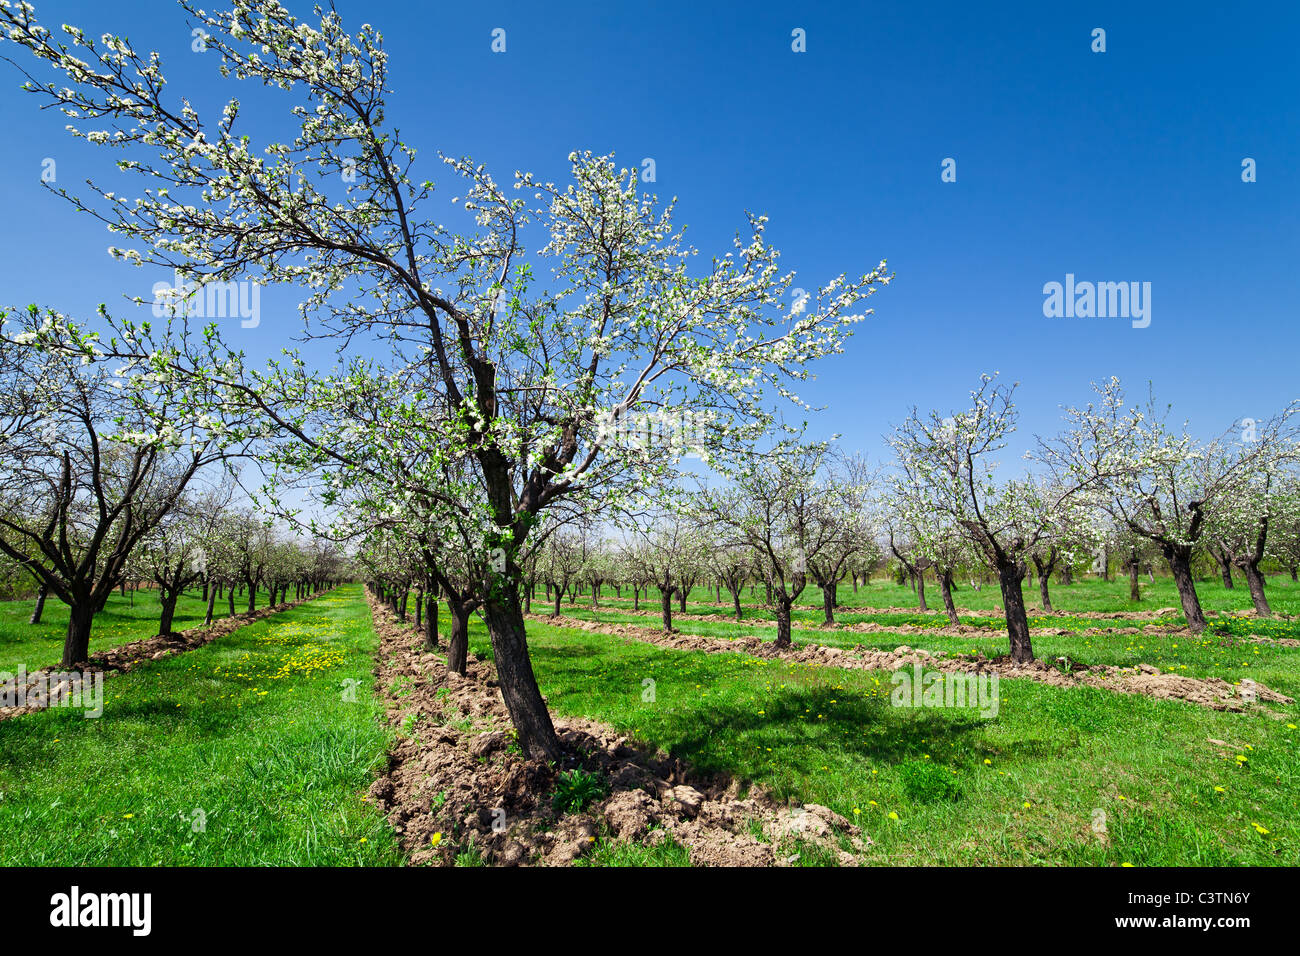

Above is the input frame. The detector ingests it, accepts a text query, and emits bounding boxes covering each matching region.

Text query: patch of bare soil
[1247,634,1300,648]
[531,612,1294,714]
[0,589,334,723]
[366,593,869,867]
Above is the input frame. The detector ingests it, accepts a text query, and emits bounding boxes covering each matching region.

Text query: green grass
[0,584,403,866]
[543,573,1300,620]
[465,583,1300,866]
[6,577,1298,867]
[0,586,278,673]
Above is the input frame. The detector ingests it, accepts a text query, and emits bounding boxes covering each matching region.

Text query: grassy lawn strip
[544,607,1300,702]
[552,576,1300,621]
[0,584,402,866]
[0,586,279,674]
[459,613,1299,866]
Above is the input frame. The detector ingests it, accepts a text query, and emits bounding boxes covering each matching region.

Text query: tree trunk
[914,569,927,611]
[1033,558,1054,613]
[821,580,837,625]
[29,584,48,625]
[1241,562,1271,616]
[481,585,561,762]
[998,565,1034,663]
[158,588,179,635]
[660,586,675,631]
[204,586,217,626]
[1164,545,1207,632]
[774,596,793,648]
[552,585,562,618]
[247,584,257,613]
[731,587,742,620]
[61,600,95,667]
[447,602,470,675]
[228,588,236,616]
[1128,561,1141,601]
[1216,554,1234,589]
[424,595,439,650]
[938,571,960,626]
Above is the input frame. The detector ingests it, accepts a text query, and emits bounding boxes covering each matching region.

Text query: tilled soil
[554,603,1210,641]
[580,596,1227,622]
[365,591,870,867]
[0,589,334,723]
[529,613,1295,714]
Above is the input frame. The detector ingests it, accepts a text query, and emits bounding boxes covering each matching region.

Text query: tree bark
[773,596,793,648]
[1163,545,1207,632]
[29,584,48,625]
[204,585,217,626]
[998,565,1034,663]
[61,599,95,667]
[158,589,179,635]
[914,570,927,611]
[660,585,675,631]
[424,595,439,650]
[820,579,837,625]
[481,584,561,762]
[447,601,470,675]
[1127,561,1141,601]
[1032,555,1055,613]
[1241,562,1271,615]
[938,571,960,626]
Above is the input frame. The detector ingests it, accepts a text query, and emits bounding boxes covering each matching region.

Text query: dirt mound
[368,594,869,866]
[0,588,335,723]
[531,612,1294,714]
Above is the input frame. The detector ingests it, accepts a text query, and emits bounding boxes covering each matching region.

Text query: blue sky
[1,0,1296,465]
